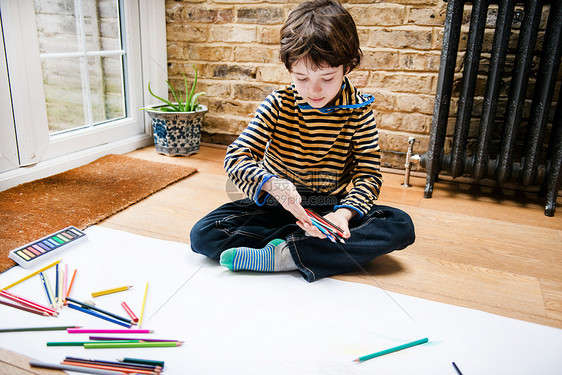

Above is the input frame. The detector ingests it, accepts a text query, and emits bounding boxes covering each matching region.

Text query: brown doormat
[0,154,197,273]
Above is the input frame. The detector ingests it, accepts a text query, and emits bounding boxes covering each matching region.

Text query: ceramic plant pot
[145,104,207,156]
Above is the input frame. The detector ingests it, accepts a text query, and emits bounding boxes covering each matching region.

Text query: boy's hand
[262,177,311,226]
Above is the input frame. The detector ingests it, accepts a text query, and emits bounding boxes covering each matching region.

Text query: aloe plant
[143,64,205,112]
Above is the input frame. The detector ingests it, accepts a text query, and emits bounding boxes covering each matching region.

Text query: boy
[190,0,415,282]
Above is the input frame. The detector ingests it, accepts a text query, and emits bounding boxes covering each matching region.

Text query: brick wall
[165,0,447,169]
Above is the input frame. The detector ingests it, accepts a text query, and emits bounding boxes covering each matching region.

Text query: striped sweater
[224,76,382,218]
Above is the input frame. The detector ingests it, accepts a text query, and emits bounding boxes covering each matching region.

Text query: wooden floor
[100,145,562,329]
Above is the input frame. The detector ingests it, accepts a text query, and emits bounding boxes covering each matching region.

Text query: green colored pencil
[47,340,140,346]
[0,326,79,333]
[353,337,429,362]
[84,341,181,349]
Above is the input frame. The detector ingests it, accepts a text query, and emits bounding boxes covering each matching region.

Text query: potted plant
[142,64,207,156]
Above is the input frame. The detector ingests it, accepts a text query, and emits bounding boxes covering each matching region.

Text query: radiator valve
[403,137,420,187]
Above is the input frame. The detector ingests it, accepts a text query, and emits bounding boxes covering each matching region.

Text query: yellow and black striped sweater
[224,76,382,218]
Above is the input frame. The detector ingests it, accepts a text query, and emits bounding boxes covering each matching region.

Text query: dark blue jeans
[190,196,415,282]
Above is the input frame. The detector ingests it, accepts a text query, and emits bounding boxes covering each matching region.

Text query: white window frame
[0,0,167,190]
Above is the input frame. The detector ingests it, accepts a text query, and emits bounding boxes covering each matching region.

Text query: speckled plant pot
[145,104,207,156]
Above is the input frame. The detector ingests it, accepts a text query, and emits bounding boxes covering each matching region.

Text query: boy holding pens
[190,0,415,282]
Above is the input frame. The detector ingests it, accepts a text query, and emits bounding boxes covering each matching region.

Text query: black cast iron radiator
[420,0,562,216]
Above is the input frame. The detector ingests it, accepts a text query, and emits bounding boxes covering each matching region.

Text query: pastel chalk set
[8,226,87,268]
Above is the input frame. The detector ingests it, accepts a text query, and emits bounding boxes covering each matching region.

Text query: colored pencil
[65,268,77,304]
[305,208,346,234]
[90,336,180,342]
[120,358,165,368]
[452,362,464,375]
[63,263,68,302]
[0,299,50,316]
[39,272,54,308]
[121,301,139,323]
[310,219,337,243]
[138,282,148,328]
[61,360,158,374]
[67,303,132,328]
[67,357,162,372]
[47,340,140,346]
[92,285,132,298]
[29,361,124,375]
[2,260,60,290]
[0,290,57,316]
[84,341,181,349]
[66,297,133,325]
[68,328,153,334]
[353,337,429,362]
[41,272,56,309]
[55,263,59,306]
[0,326,79,333]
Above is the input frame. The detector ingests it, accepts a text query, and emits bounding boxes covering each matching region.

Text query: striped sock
[220,239,295,272]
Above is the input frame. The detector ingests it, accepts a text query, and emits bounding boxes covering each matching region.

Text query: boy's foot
[220,239,297,272]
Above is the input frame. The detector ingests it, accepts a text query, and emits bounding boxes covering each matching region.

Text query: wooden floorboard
[100,145,562,329]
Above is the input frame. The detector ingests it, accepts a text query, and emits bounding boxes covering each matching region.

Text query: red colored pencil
[0,290,57,316]
[305,209,346,235]
[0,299,50,316]
[121,301,139,323]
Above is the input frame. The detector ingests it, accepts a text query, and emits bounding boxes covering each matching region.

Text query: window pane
[34,0,126,134]
[90,55,126,124]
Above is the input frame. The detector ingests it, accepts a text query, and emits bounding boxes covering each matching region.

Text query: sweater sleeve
[334,109,383,218]
[223,94,280,205]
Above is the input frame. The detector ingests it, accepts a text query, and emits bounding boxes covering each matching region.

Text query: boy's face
[290,59,344,109]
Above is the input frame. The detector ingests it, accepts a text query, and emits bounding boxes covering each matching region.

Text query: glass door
[0,0,156,182]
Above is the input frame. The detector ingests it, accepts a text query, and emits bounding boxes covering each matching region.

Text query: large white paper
[0,226,561,374]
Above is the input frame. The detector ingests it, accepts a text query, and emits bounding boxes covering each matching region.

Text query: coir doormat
[0,154,197,273]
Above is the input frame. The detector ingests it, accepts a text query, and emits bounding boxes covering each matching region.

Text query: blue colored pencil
[55,264,59,305]
[310,218,338,243]
[39,272,54,308]
[67,303,132,328]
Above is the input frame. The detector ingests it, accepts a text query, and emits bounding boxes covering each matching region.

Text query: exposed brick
[256,65,291,84]
[378,112,431,133]
[166,23,208,42]
[399,51,441,71]
[233,82,280,101]
[347,70,370,88]
[347,4,406,27]
[166,4,233,23]
[209,64,257,80]
[207,99,257,117]
[394,93,434,114]
[371,72,434,94]
[184,44,233,62]
[259,26,282,44]
[361,49,399,70]
[407,6,446,26]
[209,25,257,43]
[368,26,433,50]
[233,46,279,63]
[237,7,284,24]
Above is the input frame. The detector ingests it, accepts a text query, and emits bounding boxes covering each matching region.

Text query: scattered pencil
[65,268,77,304]
[0,326,80,333]
[0,289,57,316]
[353,337,429,363]
[68,328,153,334]
[29,361,123,375]
[90,335,182,342]
[2,260,60,290]
[47,340,140,346]
[138,282,148,328]
[0,299,50,316]
[92,285,133,298]
[121,301,139,323]
[67,303,132,328]
[452,361,464,375]
[84,341,182,349]
[64,357,162,374]
[119,357,165,368]
[66,297,133,325]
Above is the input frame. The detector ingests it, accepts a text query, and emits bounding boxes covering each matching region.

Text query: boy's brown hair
[280,0,361,73]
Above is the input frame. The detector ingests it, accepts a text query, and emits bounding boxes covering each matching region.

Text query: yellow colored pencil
[138,282,148,328]
[2,260,60,290]
[91,285,133,298]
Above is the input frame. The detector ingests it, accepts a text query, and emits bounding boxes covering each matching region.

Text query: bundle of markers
[305,209,347,244]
